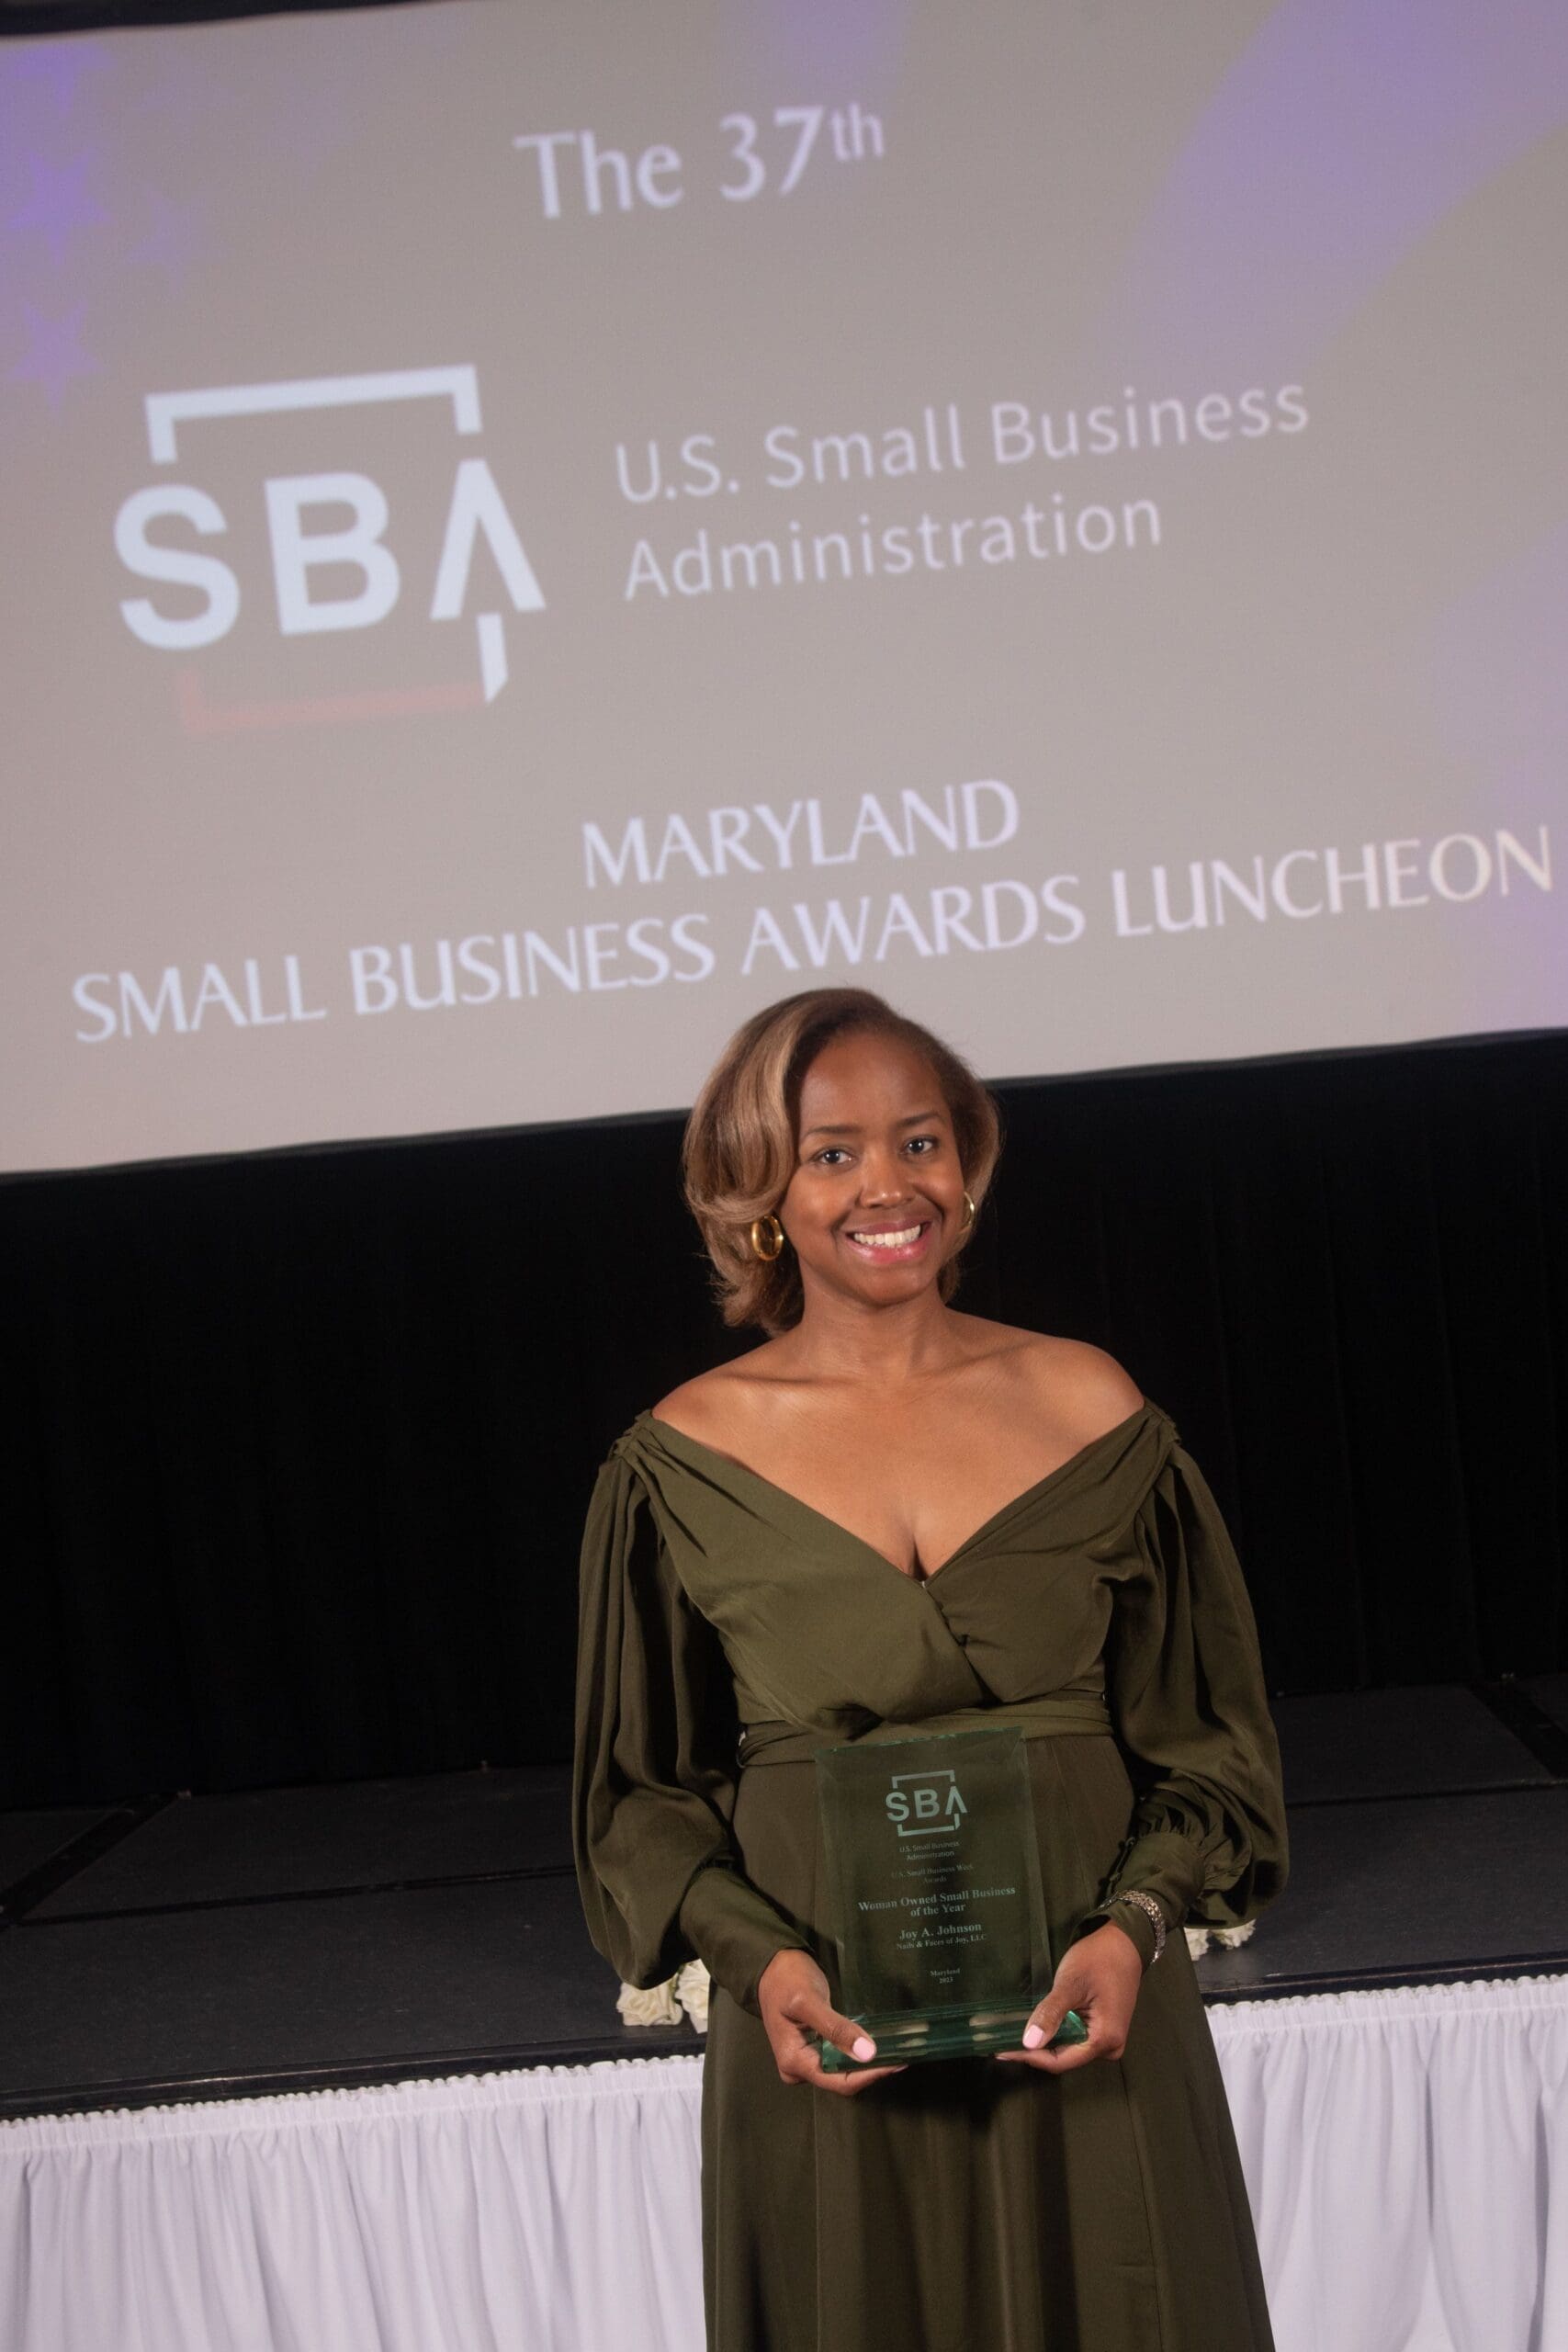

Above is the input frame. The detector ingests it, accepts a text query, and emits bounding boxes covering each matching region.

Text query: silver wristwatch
[1108,1889,1167,1962]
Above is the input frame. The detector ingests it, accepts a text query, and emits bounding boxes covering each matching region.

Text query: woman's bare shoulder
[650,1346,786,1449]
[959,1318,1145,1430]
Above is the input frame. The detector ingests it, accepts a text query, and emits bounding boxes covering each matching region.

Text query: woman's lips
[840,1218,935,1266]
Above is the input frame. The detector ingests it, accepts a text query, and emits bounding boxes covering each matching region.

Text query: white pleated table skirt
[3,1973,1564,2352]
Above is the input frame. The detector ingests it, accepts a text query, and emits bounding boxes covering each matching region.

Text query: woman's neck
[770,1285,964,1388]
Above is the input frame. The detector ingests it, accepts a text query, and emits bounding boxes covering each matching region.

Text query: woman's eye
[814,1148,851,1167]
[906,1136,940,1156]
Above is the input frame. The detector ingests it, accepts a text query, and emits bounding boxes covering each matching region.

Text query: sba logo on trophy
[885,1767,970,1838]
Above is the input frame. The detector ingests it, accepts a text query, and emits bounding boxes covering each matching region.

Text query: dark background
[6,1027,1565,1809]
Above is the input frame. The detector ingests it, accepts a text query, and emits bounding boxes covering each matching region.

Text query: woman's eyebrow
[801,1109,943,1140]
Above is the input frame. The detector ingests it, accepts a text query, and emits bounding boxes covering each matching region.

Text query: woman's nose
[858,1150,911,1203]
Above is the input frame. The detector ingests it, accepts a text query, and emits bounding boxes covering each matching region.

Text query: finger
[787,1996,881,2068]
[768,2013,818,2078]
[1018,1988,1079,2053]
[773,2023,900,2092]
[995,1991,1093,2070]
[997,2010,1127,2073]
[1003,2029,1116,2073]
[829,2064,908,2096]
[787,2046,909,2097]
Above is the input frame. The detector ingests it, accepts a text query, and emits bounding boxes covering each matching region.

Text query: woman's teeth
[849,1224,924,1249]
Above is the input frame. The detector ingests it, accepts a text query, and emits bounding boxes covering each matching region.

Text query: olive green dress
[573,1400,1288,2352]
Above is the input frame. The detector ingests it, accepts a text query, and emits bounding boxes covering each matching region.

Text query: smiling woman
[681,987,1000,1337]
[573,987,1288,2352]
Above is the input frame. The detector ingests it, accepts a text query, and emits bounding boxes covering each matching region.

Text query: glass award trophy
[815,1724,1087,2071]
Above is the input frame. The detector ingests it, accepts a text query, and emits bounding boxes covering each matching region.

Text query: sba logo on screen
[112,366,540,707]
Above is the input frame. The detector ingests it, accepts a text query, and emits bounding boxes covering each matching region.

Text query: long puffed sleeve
[1087,1440,1288,1962]
[572,1451,810,2012]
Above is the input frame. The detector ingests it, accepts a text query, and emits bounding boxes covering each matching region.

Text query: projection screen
[3,0,1564,1172]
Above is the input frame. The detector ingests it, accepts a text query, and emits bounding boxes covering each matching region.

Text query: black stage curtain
[6,1032,1565,1807]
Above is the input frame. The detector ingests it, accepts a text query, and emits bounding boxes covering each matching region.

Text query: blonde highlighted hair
[682,989,1002,1334]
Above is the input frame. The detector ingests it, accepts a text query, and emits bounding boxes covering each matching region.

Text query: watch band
[1108,1889,1167,1962]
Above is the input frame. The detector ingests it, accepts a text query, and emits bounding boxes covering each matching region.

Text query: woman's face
[780,1027,967,1314]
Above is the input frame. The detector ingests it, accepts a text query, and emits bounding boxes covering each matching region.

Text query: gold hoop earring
[961,1192,977,1232]
[750,1215,785,1262]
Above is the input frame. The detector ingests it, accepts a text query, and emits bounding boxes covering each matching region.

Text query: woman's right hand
[757,1949,908,2097]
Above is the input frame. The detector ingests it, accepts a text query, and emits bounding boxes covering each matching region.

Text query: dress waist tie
[737,1687,1112,1770]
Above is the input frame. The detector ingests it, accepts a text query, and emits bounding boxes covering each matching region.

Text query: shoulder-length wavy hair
[682,988,1002,1334]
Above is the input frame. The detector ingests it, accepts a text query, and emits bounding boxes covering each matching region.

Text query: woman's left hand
[995,1918,1145,2073]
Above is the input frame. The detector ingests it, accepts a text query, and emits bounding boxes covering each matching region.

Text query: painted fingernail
[852,2036,876,2061]
[1021,2023,1045,2049]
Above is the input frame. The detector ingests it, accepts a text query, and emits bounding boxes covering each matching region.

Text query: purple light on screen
[0,40,109,119]
[7,298,96,403]
[6,151,108,267]
[0,47,116,416]
[0,17,428,428]
[1093,0,1568,383]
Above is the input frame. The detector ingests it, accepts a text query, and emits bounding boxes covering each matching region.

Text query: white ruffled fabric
[672,1960,710,2030]
[1211,1974,1568,2352]
[618,1959,710,2030]
[1,1974,1562,2352]
[1186,1916,1257,1958]
[0,2058,705,2352]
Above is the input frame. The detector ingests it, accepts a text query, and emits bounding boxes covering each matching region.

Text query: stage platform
[3,1678,1566,2122]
